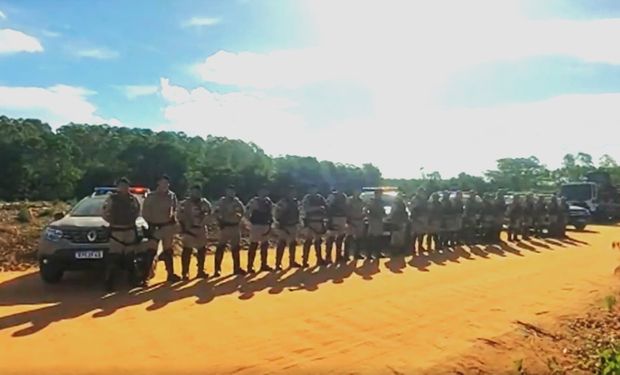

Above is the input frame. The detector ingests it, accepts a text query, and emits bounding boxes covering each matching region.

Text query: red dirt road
[1,226,618,374]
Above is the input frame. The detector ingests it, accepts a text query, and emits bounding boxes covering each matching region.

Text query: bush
[16,207,33,223]
[599,346,620,375]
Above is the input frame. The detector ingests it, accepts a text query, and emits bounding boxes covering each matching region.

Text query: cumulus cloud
[0,29,43,54]
[0,84,121,127]
[160,78,311,156]
[122,85,159,99]
[183,17,220,27]
[74,47,119,59]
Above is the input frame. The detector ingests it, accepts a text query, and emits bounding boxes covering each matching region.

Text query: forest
[1,115,618,202]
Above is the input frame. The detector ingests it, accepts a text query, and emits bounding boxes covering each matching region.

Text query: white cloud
[74,47,119,59]
[121,85,159,99]
[0,10,6,20]
[42,30,61,38]
[183,17,220,27]
[0,84,121,127]
[0,29,43,54]
[160,78,305,155]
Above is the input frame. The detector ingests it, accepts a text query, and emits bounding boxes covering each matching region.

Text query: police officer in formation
[101,177,142,291]
[213,185,246,276]
[142,175,180,283]
[325,187,349,263]
[178,184,212,280]
[345,187,366,259]
[245,186,274,273]
[301,184,328,267]
[273,185,301,270]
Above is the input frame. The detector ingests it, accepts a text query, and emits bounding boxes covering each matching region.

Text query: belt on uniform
[109,226,140,246]
[218,221,240,228]
[304,219,326,234]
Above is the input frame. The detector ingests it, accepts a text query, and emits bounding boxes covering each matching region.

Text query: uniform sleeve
[171,192,179,219]
[244,197,255,219]
[236,198,246,215]
[301,195,311,211]
[142,195,154,223]
[178,200,191,229]
[102,196,113,223]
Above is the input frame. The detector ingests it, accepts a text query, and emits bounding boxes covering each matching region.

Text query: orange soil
[1,226,618,375]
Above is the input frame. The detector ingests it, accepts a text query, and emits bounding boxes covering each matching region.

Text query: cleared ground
[1,226,618,374]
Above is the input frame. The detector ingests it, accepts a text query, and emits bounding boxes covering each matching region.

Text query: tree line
[1,115,619,202]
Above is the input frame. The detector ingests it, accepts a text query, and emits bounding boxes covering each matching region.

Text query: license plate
[75,250,104,259]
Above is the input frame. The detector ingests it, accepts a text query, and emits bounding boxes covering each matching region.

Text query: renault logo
[86,230,97,242]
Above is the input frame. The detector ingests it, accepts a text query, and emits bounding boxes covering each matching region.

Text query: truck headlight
[44,227,64,242]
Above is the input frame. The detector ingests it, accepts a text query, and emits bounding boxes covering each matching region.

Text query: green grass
[599,346,620,375]
[605,295,618,313]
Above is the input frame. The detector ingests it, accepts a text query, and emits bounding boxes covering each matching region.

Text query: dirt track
[1,226,619,374]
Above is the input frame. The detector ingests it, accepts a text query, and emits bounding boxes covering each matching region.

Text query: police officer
[409,188,429,255]
[178,184,212,280]
[522,194,535,240]
[325,187,349,263]
[507,195,523,242]
[245,186,274,273]
[492,192,507,243]
[213,185,246,276]
[427,192,442,251]
[366,189,386,259]
[143,174,180,283]
[388,194,409,253]
[439,191,453,249]
[463,192,480,245]
[558,196,569,238]
[345,187,366,259]
[101,177,141,291]
[480,194,495,244]
[301,184,328,267]
[547,195,560,237]
[533,195,546,237]
[273,185,301,270]
[453,191,465,245]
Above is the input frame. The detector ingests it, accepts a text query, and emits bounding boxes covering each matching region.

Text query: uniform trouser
[521,219,533,238]
[248,224,271,271]
[508,221,521,241]
[345,220,365,259]
[274,225,299,268]
[215,225,242,274]
[181,247,207,277]
[532,218,544,236]
[146,223,178,279]
[302,221,325,265]
[106,229,142,288]
[326,217,347,262]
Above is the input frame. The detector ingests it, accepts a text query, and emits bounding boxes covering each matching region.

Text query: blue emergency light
[92,186,149,196]
[93,187,117,196]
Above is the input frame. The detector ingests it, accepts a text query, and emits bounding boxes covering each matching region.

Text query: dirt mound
[0,202,67,271]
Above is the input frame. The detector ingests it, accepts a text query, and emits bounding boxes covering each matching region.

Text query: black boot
[325,237,334,264]
[196,248,208,279]
[289,242,301,268]
[181,247,192,280]
[259,242,272,272]
[344,236,353,259]
[302,241,312,268]
[214,244,225,277]
[275,241,286,270]
[315,239,325,265]
[247,242,258,273]
[232,245,245,275]
[161,249,180,283]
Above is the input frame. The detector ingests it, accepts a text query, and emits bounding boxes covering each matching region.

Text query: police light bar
[129,187,149,194]
[93,187,117,195]
[362,186,399,192]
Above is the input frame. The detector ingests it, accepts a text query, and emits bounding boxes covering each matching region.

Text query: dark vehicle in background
[560,171,620,222]
[37,187,151,284]
[505,193,590,231]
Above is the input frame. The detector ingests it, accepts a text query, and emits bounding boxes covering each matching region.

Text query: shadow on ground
[0,233,592,337]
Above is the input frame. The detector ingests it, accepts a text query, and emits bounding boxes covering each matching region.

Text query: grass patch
[605,295,618,313]
[599,346,620,375]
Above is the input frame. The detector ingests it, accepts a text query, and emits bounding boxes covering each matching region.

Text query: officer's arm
[171,193,179,221]
[102,196,112,223]
[244,198,254,219]
[142,195,153,223]
[130,197,140,222]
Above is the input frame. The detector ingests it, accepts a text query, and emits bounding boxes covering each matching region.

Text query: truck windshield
[70,197,105,217]
[560,184,593,202]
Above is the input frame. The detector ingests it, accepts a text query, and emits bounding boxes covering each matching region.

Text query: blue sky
[1,0,620,178]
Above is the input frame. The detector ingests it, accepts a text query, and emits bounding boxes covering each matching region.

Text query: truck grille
[62,228,109,244]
